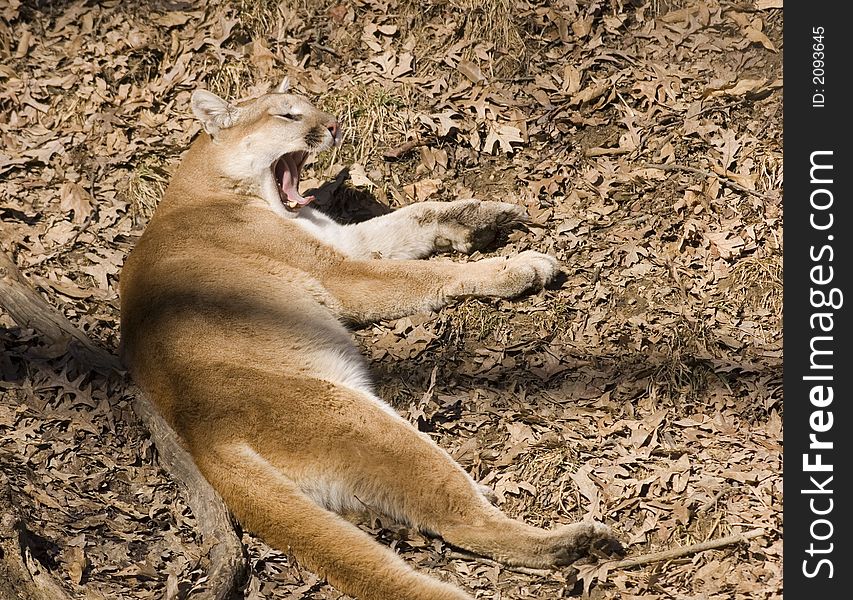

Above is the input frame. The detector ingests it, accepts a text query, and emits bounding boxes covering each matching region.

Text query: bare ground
[0,0,782,598]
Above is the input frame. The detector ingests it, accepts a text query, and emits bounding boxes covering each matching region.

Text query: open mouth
[273,151,313,210]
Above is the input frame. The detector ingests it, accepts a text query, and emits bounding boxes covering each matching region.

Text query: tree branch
[0,251,120,376]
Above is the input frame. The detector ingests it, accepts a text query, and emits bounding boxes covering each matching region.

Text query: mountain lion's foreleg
[323,251,560,323]
[340,199,527,260]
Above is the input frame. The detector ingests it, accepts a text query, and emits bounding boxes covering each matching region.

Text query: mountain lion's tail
[194,441,472,600]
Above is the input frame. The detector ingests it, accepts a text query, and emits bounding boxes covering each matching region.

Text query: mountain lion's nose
[327,121,340,139]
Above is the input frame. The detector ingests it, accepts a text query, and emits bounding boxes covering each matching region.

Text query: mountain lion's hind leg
[394,435,621,570]
[341,199,527,260]
[277,388,622,571]
[193,440,474,600]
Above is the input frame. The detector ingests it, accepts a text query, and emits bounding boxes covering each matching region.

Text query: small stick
[641,162,777,202]
[697,488,729,514]
[584,147,631,157]
[310,42,340,58]
[667,260,688,299]
[383,137,435,160]
[604,529,765,570]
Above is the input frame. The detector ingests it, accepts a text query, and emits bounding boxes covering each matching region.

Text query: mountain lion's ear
[276,77,290,94]
[191,89,238,135]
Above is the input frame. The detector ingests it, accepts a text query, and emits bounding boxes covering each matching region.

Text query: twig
[667,260,688,299]
[720,1,769,13]
[590,263,602,286]
[641,162,777,202]
[697,488,730,514]
[584,146,631,158]
[604,529,765,570]
[0,250,246,600]
[0,251,120,374]
[383,137,435,161]
[310,42,340,58]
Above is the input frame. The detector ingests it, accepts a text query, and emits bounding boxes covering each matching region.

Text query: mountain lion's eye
[274,113,301,121]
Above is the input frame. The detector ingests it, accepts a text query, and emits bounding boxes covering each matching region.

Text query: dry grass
[725,255,783,316]
[649,315,715,405]
[458,0,522,43]
[447,298,513,344]
[401,0,528,78]
[236,0,284,38]
[204,57,259,100]
[647,0,690,16]
[445,294,578,347]
[314,83,411,174]
[123,159,172,226]
[508,446,580,522]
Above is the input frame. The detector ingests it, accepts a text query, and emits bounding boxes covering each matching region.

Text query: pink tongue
[280,155,314,206]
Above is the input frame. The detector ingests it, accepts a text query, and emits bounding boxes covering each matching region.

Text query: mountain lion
[119,79,619,600]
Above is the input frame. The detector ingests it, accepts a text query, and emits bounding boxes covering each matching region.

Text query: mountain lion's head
[190,79,341,216]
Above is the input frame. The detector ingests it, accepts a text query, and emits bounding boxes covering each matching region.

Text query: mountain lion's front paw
[434,200,528,253]
[492,251,560,297]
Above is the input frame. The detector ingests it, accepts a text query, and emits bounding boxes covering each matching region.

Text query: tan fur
[119,83,619,600]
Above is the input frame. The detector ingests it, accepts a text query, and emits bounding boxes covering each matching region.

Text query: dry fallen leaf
[59,182,94,224]
[457,59,484,83]
[66,546,89,585]
[483,123,524,155]
[403,178,441,201]
[348,163,376,188]
[744,25,777,52]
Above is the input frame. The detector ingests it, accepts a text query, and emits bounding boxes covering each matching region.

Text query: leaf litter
[0,0,782,598]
